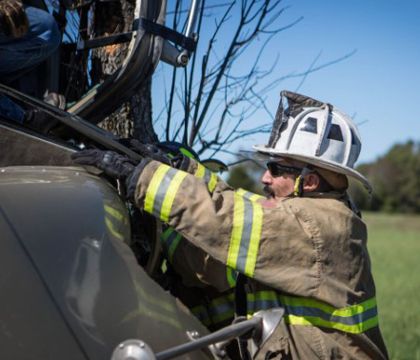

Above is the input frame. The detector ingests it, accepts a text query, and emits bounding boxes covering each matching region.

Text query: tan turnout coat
[133,159,388,359]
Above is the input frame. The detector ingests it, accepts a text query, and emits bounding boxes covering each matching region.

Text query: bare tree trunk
[131,76,158,143]
[91,0,157,141]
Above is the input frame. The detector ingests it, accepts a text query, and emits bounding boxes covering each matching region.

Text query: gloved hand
[118,139,195,171]
[118,139,172,165]
[0,0,29,38]
[71,149,137,180]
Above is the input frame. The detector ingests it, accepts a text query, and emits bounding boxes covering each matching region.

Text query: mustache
[263,185,275,198]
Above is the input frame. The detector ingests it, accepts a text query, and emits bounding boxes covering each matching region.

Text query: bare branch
[154,0,355,160]
[294,50,323,92]
[260,49,358,95]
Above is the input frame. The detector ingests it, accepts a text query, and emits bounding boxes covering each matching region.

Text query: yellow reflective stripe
[191,305,212,326]
[284,314,378,334]
[210,291,235,323]
[104,204,124,221]
[191,292,235,326]
[211,307,235,324]
[160,171,187,222]
[244,201,263,276]
[237,188,263,202]
[226,267,237,288]
[249,193,263,201]
[194,163,206,178]
[160,228,182,262]
[179,147,195,159]
[105,217,124,241]
[255,290,277,300]
[247,291,379,334]
[254,291,378,317]
[161,227,173,243]
[144,164,171,214]
[211,291,235,306]
[280,295,377,318]
[168,233,182,262]
[227,192,244,269]
[226,192,263,277]
[207,172,218,192]
[194,163,218,193]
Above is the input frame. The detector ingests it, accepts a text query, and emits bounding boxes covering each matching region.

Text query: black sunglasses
[266,161,302,177]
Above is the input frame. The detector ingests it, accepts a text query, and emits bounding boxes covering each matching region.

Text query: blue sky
[269,0,420,164]
[155,0,420,165]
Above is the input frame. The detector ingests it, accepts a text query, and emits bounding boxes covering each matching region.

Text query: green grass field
[364,212,420,359]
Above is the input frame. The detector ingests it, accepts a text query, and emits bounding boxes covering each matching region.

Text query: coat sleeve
[181,158,230,194]
[134,160,320,296]
[159,158,233,290]
[160,227,234,291]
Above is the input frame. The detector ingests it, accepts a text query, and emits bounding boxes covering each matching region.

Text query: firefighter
[160,146,238,334]
[120,139,239,332]
[72,91,389,359]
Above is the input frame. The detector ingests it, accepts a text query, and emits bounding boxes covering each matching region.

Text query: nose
[261,170,272,184]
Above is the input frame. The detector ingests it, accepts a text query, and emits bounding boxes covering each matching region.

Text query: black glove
[118,139,171,165]
[71,149,137,180]
[0,0,28,38]
[118,139,192,170]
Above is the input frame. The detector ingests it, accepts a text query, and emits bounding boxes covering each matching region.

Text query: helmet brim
[252,145,373,193]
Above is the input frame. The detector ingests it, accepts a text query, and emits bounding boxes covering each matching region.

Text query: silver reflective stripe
[203,169,211,183]
[152,167,179,216]
[251,298,281,311]
[284,305,378,326]
[161,228,183,262]
[167,232,182,262]
[236,198,254,273]
[191,305,211,326]
[247,291,379,334]
[209,303,235,324]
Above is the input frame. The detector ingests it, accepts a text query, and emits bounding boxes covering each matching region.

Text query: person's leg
[0,94,25,123]
[0,91,59,132]
[0,6,61,83]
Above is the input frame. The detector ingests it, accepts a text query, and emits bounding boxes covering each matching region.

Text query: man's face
[261,158,301,200]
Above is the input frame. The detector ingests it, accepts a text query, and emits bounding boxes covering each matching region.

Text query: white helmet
[253,91,372,192]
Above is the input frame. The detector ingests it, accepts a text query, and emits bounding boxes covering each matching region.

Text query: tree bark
[131,76,158,143]
[91,0,157,141]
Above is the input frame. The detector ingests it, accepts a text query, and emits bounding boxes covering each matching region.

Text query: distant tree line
[227,140,420,214]
[227,159,265,195]
[350,140,420,213]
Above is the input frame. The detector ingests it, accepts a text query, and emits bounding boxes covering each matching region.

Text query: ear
[303,173,320,192]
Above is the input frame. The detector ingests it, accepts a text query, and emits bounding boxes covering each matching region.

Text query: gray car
[0,85,283,360]
[0,84,214,359]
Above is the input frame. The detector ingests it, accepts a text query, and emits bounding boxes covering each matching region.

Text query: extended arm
[134,160,318,296]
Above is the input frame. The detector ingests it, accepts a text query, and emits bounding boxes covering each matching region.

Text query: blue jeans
[0,6,61,123]
[0,94,25,123]
[0,6,61,82]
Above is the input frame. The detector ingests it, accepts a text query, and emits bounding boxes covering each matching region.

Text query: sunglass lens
[266,162,301,177]
[267,162,282,176]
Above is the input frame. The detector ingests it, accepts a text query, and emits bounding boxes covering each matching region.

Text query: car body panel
[0,166,210,359]
[0,122,75,167]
